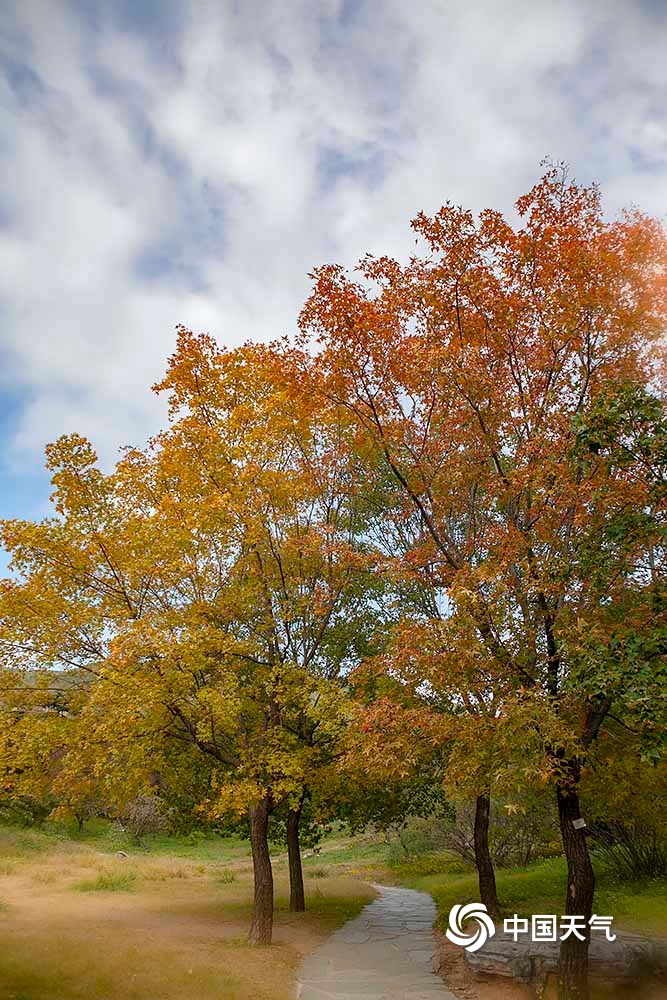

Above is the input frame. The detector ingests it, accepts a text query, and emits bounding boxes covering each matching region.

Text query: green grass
[121,830,251,861]
[392,850,470,879]
[274,883,376,930]
[73,870,138,893]
[2,817,253,864]
[0,826,51,857]
[0,817,386,871]
[215,867,237,884]
[300,837,388,869]
[399,854,667,937]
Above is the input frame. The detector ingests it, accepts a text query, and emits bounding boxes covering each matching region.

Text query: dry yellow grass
[0,834,375,1000]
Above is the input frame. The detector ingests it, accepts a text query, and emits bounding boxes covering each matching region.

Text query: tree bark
[556,771,595,1000]
[248,796,274,946]
[287,802,306,912]
[473,792,500,919]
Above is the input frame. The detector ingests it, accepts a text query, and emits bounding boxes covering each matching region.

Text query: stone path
[296,884,460,1000]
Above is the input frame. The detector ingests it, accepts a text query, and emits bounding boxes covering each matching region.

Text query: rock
[464,938,534,983]
[652,937,667,976]
[464,931,666,985]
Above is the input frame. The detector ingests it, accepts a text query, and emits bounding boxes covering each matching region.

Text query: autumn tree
[297,166,667,997]
[149,332,387,926]
[350,610,566,919]
[0,332,384,944]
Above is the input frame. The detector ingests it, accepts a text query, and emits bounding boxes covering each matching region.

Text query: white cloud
[0,0,665,489]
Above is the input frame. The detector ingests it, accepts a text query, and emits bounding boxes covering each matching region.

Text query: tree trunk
[248,796,274,946]
[556,774,594,1000]
[287,803,306,912]
[473,792,500,919]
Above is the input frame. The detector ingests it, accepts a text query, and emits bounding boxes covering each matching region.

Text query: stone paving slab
[296,884,460,1000]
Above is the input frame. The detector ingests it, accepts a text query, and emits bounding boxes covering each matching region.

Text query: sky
[1,0,666,556]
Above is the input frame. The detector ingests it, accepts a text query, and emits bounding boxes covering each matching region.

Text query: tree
[268,793,328,912]
[0,332,383,944]
[581,725,667,880]
[0,667,83,828]
[297,166,667,997]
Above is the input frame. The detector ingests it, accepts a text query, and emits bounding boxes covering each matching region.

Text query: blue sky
[1,0,666,570]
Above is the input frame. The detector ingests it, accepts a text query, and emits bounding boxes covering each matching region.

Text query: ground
[399,855,667,1000]
[433,934,667,1000]
[0,823,665,1000]
[0,824,375,1000]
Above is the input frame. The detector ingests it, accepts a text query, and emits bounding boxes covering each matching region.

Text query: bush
[385,815,452,865]
[591,820,667,880]
[443,798,559,869]
[118,795,172,848]
[100,820,130,850]
[392,851,471,878]
[184,829,206,847]
[0,794,54,829]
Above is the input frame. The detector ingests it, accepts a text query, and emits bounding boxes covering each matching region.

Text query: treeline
[1,168,666,1000]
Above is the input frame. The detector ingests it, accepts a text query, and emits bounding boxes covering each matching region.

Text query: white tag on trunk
[572,818,587,830]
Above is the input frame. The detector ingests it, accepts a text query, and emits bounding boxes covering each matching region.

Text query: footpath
[296,883,460,1000]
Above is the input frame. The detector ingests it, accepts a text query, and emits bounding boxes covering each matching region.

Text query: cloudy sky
[1,0,666,548]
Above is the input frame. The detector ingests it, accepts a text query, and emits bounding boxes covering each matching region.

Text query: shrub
[443,798,559,869]
[392,851,471,878]
[118,795,172,848]
[0,794,54,829]
[184,829,206,847]
[100,820,130,850]
[386,815,452,865]
[591,820,667,880]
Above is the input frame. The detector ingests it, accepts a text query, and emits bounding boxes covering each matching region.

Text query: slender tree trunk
[556,771,594,1000]
[473,792,500,919]
[248,796,274,946]
[287,802,306,912]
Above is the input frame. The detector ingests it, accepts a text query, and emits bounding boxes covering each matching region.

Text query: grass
[398,853,667,937]
[73,870,138,893]
[0,827,51,857]
[215,867,237,884]
[0,941,241,1000]
[1,819,664,1000]
[0,818,253,862]
[301,836,387,870]
[0,821,376,1000]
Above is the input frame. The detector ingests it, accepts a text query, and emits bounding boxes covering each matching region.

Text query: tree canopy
[1,168,666,996]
